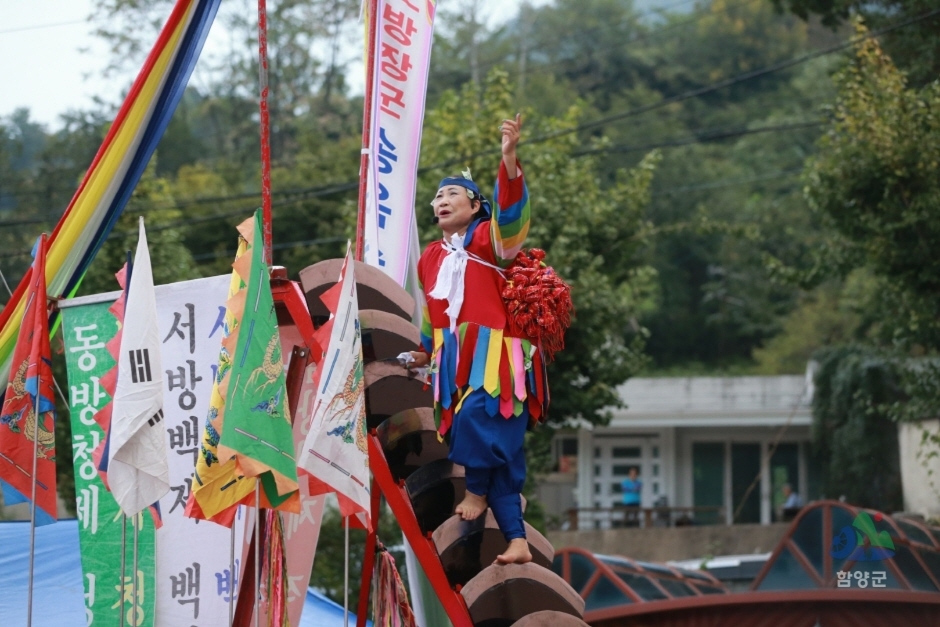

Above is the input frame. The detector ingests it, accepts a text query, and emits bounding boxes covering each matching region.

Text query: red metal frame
[366,433,475,626]
[270,279,319,356]
[272,278,471,625]
[584,588,940,624]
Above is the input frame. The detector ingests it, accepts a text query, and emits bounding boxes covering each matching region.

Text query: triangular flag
[106,217,170,520]
[216,209,299,512]
[0,234,57,524]
[187,235,257,525]
[298,243,371,528]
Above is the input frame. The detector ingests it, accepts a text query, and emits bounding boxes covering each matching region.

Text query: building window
[612,446,642,458]
[692,442,724,525]
[731,443,761,524]
[771,443,800,522]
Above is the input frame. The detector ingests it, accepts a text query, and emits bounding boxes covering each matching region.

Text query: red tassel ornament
[501,248,573,361]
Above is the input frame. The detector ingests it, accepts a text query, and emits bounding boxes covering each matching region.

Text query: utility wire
[574,120,824,156]
[190,235,347,261]
[2,9,936,258]
[531,6,940,142]
[0,19,87,36]
[651,168,803,197]
[480,0,761,78]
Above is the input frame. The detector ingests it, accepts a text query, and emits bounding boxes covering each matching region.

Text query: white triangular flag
[298,245,371,527]
[108,217,170,517]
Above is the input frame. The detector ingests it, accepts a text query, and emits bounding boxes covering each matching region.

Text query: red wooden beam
[367,434,474,627]
[270,278,320,358]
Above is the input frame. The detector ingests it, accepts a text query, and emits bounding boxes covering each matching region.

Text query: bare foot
[495,538,532,565]
[455,491,487,521]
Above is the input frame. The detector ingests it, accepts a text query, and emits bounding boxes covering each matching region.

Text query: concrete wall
[546,522,789,563]
[898,419,940,519]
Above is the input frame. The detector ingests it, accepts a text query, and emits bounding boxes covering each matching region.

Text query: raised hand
[500,113,522,178]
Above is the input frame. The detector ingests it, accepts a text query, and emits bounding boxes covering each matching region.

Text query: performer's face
[433,185,477,235]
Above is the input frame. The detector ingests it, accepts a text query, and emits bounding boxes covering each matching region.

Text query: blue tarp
[0,520,369,627]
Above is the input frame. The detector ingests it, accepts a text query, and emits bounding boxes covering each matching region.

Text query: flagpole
[254,483,261,627]
[229,523,236,627]
[133,512,139,625]
[26,387,39,627]
[355,0,380,261]
[120,515,127,627]
[257,0,273,265]
[344,515,350,627]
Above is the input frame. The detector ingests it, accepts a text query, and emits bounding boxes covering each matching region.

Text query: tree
[801,21,940,351]
[811,345,904,511]
[783,22,940,509]
[769,0,940,87]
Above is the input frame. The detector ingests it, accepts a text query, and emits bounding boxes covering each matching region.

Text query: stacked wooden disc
[300,259,587,627]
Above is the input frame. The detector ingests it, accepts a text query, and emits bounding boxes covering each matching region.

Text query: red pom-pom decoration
[501,249,573,361]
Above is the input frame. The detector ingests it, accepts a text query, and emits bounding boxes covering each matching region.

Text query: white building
[545,373,819,528]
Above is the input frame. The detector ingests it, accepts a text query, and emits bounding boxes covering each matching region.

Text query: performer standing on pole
[408,114,546,565]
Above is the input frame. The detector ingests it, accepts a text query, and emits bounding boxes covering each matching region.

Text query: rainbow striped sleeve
[490,159,530,268]
[419,276,433,353]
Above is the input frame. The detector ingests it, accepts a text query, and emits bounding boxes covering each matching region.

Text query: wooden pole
[26,387,39,627]
[254,485,261,627]
[257,0,273,265]
[355,0,380,262]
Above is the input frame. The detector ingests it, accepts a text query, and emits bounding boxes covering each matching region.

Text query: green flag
[217,210,299,510]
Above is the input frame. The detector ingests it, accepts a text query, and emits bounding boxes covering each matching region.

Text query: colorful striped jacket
[417,160,548,435]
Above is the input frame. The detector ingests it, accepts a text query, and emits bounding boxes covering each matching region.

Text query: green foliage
[309,501,407,611]
[752,282,861,374]
[770,0,940,87]
[802,22,940,349]
[811,345,903,510]
[419,69,659,426]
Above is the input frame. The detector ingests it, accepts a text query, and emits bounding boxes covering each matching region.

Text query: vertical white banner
[364,0,437,286]
[154,275,248,627]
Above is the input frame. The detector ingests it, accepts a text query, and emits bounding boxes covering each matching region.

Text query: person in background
[781,482,804,521]
[621,466,642,507]
[618,466,643,527]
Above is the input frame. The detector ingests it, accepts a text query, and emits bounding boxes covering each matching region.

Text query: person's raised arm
[491,114,530,268]
[502,113,520,179]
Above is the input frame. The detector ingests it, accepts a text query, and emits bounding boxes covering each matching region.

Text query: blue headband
[437,177,492,217]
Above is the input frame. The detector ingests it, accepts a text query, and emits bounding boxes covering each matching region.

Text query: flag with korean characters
[62,274,250,627]
[363,0,437,287]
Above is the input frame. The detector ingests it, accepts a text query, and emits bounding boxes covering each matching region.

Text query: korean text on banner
[63,299,156,627]
[363,0,437,286]
[63,275,249,627]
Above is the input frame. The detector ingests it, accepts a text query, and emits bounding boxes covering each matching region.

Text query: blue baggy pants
[447,388,527,542]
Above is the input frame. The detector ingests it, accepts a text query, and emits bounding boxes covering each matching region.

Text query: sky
[0,0,542,130]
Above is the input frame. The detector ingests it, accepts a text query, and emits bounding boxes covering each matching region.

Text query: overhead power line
[651,168,803,197]
[573,120,825,156]
[0,19,87,36]
[2,8,936,261]
[531,6,940,142]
